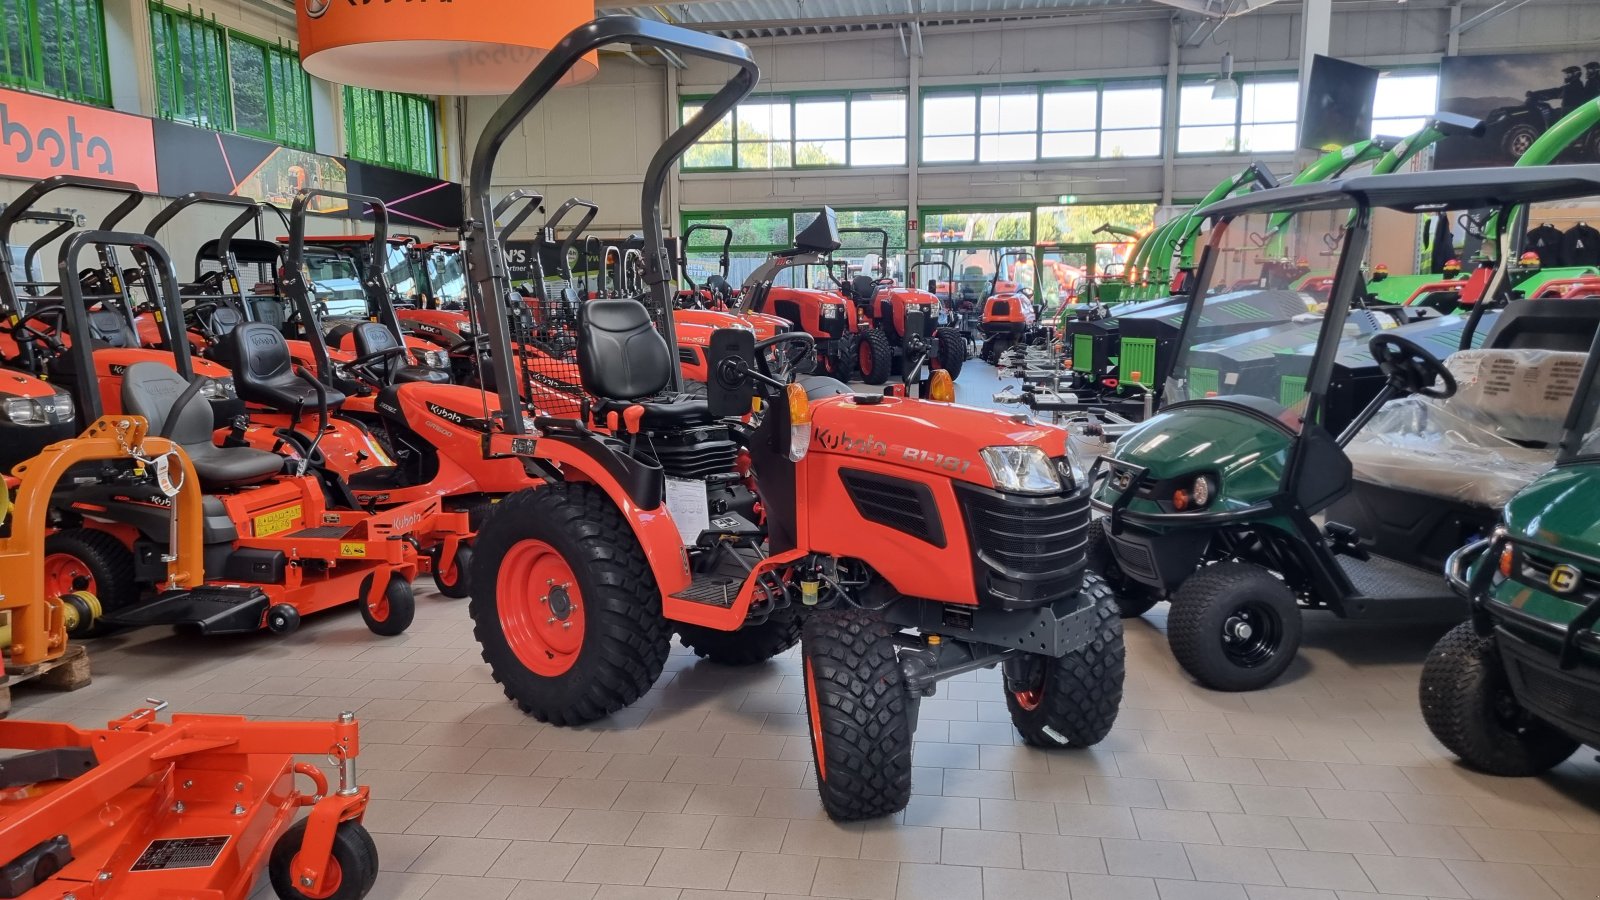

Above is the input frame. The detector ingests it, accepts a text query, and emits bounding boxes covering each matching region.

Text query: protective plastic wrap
[1346,349,1586,507]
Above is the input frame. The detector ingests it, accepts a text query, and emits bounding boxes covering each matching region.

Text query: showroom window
[680,208,907,286]
[1178,74,1299,154]
[681,91,908,171]
[149,4,313,148]
[345,87,439,176]
[919,80,1164,164]
[1,0,110,105]
[1372,68,1440,138]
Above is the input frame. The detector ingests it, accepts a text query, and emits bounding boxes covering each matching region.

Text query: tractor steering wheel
[447,333,489,355]
[8,305,69,354]
[1369,333,1456,399]
[753,331,817,384]
[349,345,409,385]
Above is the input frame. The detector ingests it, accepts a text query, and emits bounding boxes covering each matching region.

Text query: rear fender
[533,436,692,595]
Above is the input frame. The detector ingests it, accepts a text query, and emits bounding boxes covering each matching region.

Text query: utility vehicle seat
[121,362,282,489]
[220,321,346,415]
[577,298,713,429]
[351,322,450,384]
[86,308,139,348]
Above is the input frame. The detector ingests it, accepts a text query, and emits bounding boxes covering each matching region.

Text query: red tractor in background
[673,222,789,387]
[834,226,967,380]
[739,244,869,381]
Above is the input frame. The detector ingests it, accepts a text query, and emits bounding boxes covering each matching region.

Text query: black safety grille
[960,489,1089,575]
[1110,538,1158,581]
[678,346,700,366]
[1518,552,1600,598]
[840,469,946,547]
[819,312,846,338]
[647,433,738,480]
[1513,656,1599,724]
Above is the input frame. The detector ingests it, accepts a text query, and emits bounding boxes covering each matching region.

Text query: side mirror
[707,327,756,418]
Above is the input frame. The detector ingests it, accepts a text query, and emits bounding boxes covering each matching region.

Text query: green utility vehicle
[1089,164,1600,691]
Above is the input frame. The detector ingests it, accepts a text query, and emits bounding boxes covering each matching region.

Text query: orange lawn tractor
[461,16,1124,822]
[979,249,1048,364]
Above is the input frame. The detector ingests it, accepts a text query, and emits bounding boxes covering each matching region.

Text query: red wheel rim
[44,553,94,601]
[367,586,389,623]
[858,338,873,373]
[289,854,343,899]
[497,539,586,676]
[1013,686,1043,711]
[805,656,827,781]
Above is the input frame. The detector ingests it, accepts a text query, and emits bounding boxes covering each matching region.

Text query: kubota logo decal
[428,402,464,424]
[813,428,971,473]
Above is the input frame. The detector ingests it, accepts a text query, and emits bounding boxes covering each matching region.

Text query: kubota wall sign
[0,88,158,191]
[298,0,599,96]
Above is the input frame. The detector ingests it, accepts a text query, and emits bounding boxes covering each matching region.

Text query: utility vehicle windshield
[1163,205,1354,425]
[385,241,424,304]
[303,249,367,317]
[425,248,468,306]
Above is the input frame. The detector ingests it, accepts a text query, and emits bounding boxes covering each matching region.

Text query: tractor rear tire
[934,328,967,380]
[45,529,136,637]
[678,604,802,665]
[1419,621,1578,776]
[469,484,670,726]
[1086,519,1160,618]
[268,818,380,900]
[857,328,892,385]
[802,607,913,821]
[1005,573,1125,748]
[1167,562,1301,692]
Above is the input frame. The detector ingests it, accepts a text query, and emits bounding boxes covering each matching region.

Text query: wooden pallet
[0,644,91,717]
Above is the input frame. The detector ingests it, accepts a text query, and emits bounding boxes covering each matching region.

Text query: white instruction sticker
[664,478,712,546]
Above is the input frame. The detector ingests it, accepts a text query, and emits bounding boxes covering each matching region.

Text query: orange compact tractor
[460,16,1125,822]
[833,226,967,380]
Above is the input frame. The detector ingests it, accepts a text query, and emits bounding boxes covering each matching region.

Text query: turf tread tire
[678,605,802,666]
[1085,519,1160,618]
[469,484,670,726]
[1419,621,1578,776]
[802,607,913,821]
[857,328,892,385]
[1167,562,1301,692]
[934,328,966,380]
[1006,573,1126,747]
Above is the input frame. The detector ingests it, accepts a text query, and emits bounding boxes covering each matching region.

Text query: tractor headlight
[981,445,1061,495]
[1172,473,1216,511]
[417,348,449,368]
[198,377,237,400]
[820,304,840,319]
[1,396,45,425]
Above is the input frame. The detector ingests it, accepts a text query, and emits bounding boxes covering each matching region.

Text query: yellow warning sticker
[340,542,367,558]
[253,505,301,537]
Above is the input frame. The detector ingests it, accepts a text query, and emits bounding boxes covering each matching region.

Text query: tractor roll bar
[468,16,758,415]
[284,189,396,378]
[548,198,600,269]
[680,224,733,283]
[147,192,266,282]
[494,188,547,238]
[18,212,78,289]
[55,230,190,421]
[0,175,144,238]
[839,227,892,278]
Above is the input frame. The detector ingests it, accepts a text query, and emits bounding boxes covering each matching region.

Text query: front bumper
[886,587,1103,659]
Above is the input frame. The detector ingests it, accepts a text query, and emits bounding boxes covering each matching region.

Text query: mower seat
[121,362,283,489]
[204,304,246,337]
[577,298,714,429]
[352,322,449,385]
[221,322,346,415]
[86,308,138,348]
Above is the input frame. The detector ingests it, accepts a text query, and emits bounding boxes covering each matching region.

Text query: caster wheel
[267,604,301,635]
[268,818,379,900]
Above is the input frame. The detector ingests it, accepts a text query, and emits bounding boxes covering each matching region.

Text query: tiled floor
[15,364,1600,900]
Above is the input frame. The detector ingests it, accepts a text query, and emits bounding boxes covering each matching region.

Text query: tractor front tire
[470,484,670,726]
[1419,621,1578,776]
[857,328,892,385]
[678,604,802,666]
[934,328,967,380]
[802,607,914,821]
[1168,562,1302,691]
[1005,573,1125,747]
[1086,519,1160,618]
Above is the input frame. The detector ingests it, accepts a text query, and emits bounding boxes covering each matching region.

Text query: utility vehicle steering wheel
[753,331,817,383]
[8,305,69,353]
[1369,333,1456,399]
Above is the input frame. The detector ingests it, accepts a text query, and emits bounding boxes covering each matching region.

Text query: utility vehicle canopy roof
[1200,165,1600,219]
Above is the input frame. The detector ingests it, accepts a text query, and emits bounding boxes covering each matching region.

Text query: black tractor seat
[219,322,346,415]
[351,322,450,385]
[799,374,852,400]
[578,298,715,430]
[121,362,283,490]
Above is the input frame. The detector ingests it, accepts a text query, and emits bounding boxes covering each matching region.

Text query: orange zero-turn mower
[43,230,434,638]
[0,703,376,900]
[462,16,1125,822]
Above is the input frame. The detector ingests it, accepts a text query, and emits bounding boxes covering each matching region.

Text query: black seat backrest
[121,361,212,447]
[577,298,672,401]
[850,275,876,302]
[705,273,730,294]
[87,308,137,348]
[208,305,245,337]
[1485,297,1600,350]
[354,321,404,380]
[225,322,294,384]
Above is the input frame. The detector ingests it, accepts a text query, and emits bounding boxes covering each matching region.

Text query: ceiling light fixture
[1211,51,1239,101]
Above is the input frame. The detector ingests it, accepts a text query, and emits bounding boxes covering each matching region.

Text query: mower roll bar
[0,175,146,313]
[680,224,733,283]
[55,230,191,421]
[282,189,401,380]
[547,198,600,269]
[838,226,892,278]
[18,212,77,289]
[467,15,758,414]
[909,259,954,301]
[494,188,546,237]
[147,192,270,285]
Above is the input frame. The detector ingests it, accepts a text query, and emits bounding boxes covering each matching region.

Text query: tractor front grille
[840,469,945,547]
[957,483,1089,609]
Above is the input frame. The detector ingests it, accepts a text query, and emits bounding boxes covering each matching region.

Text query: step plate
[105,586,271,634]
[670,576,741,608]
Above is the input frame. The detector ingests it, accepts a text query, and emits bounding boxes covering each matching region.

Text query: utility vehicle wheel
[469,484,670,726]
[1085,519,1160,618]
[933,328,966,380]
[1419,621,1578,776]
[361,575,414,636]
[45,529,136,635]
[678,605,802,665]
[1005,573,1125,747]
[802,607,913,820]
[1168,562,1301,691]
[431,543,474,599]
[857,328,892,385]
[268,818,379,900]
[1502,124,1540,159]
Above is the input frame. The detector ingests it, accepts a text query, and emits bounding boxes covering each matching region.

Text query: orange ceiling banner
[298,0,599,96]
[0,88,158,192]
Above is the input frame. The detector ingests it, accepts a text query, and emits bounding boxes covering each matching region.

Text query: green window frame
[344,86,439,177]
[0,0,111,105]
[680,90,908,172]
[1176,72,1299,155]
[680,207,909,286]
[150,4,314,149]
[918,79,1164,165]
